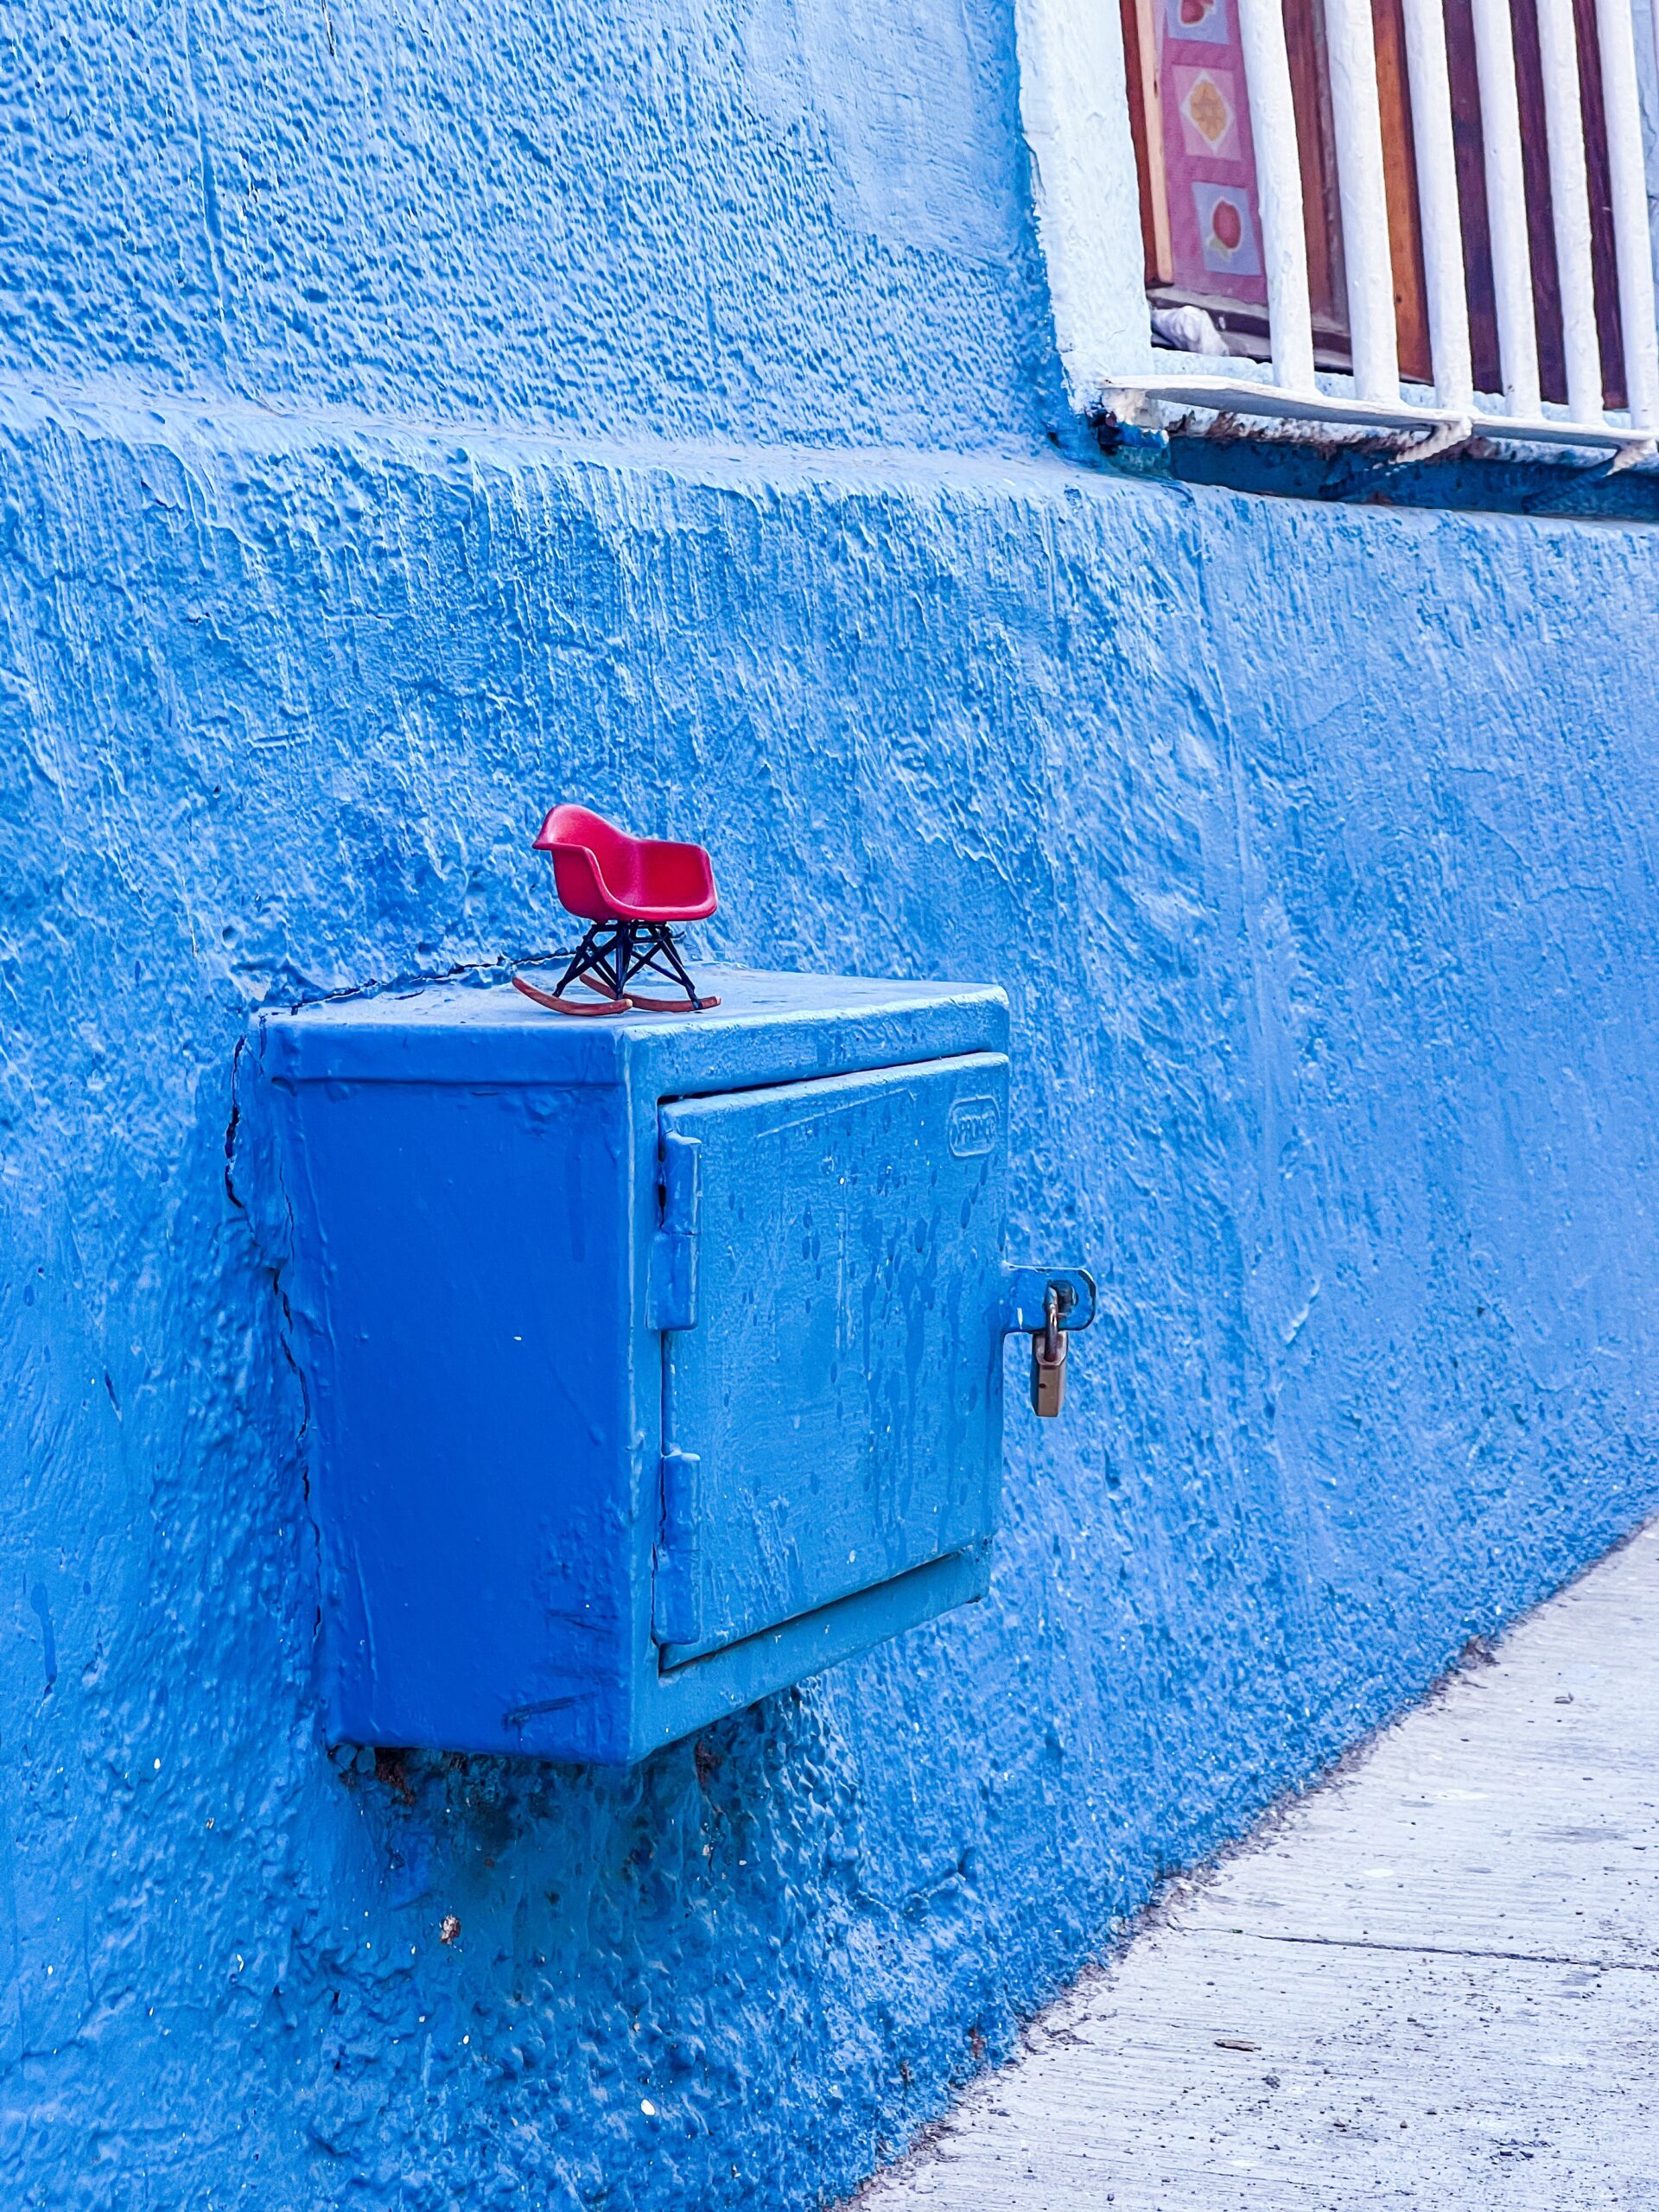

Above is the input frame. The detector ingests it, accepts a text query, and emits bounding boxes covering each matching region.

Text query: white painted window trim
[1015,0,1659,461]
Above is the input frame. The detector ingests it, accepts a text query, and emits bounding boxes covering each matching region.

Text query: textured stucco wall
[5,5,1659,2209]
[0,0,1051,450]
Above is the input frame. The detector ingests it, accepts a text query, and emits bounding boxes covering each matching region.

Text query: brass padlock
[1030,1285,1068,1418]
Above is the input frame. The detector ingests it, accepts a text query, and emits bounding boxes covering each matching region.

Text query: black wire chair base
[513,918,719,1018]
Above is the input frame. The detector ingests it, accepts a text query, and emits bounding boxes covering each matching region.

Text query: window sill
[1104,372,1659,467]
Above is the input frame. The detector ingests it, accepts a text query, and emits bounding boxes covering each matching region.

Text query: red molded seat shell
[532,804,718,924]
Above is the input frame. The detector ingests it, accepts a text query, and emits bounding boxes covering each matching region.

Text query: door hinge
[653,1446,702,1647]
[646,1129,701,1331]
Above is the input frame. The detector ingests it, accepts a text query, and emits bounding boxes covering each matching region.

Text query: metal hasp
[251,968,1093,1765]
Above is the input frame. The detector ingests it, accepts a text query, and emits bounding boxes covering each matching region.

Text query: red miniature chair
[513,804,721,1016]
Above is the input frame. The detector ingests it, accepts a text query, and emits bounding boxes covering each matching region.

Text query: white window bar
[1102,0,1659,461]
[1325,0,1402,405]
[1469,0,1543,417]
[1535,0,1604,426]
[1400,0,1475,414]
[1232,0,1317,394]
[1598,0,1659,429]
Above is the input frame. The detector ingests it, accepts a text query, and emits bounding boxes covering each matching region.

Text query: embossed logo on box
[948,1096,999,1158]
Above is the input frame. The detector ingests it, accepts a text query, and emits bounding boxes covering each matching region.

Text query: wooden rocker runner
[512,804,721,1016]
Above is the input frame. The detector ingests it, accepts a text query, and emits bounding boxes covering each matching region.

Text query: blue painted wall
[4,5,1659,2207]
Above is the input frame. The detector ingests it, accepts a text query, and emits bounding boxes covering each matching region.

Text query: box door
[652,1052,1008,1663]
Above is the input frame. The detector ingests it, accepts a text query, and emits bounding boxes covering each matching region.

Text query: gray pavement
[854,1521,1658,2210]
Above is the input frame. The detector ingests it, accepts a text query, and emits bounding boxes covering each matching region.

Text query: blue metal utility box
[254,967,1089,1764]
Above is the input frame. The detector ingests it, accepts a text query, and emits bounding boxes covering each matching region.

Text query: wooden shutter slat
[1373,0,1435,383]
[1121,0,1176,289]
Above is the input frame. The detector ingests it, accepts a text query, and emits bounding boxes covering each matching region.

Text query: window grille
[1025,0,1659,461]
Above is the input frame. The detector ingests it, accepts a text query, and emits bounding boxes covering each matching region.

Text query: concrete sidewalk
[855,1522,1658,2211]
